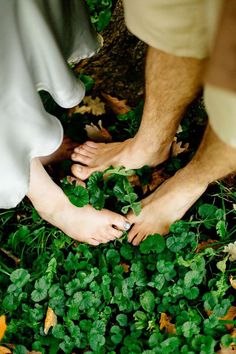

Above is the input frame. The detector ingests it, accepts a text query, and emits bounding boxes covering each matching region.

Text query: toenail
[124,221,131,231]
[77,166,82,172]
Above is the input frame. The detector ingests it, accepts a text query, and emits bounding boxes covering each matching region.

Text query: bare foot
[39,199,130,246]
[28,158,130,246]
[71,138,171,180]
[126,169,208,245]
[40,136,78,165]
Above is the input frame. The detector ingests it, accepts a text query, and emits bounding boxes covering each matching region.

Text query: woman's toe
[71,164,96,180]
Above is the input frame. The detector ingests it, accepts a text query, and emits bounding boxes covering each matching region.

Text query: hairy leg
[71,47,206,180]
[127,124,236,245]
[27,158,130,246]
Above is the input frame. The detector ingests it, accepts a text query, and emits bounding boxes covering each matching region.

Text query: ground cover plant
[1,82,236,353]
[1,2,236,353]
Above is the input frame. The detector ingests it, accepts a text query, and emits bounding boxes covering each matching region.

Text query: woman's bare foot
[39,200,130,246]
[40,136,78,165]
[126,168,208,245]
[71,138,171,180]
[28,158,130,246]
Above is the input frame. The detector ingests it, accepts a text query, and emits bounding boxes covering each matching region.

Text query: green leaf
[106,249,120,265]
[198,204,218,229]
[216,220,227,238]
[10,269,30,288]
[182,321,200,338]
[161,337,181,352]
[97,9,112,31]
[166,235,185,252]
[120,244,133,260]
[31,276,50,302]
[216,256,228,273]
[46,257,57,283]
[79,74,95,92]
[184,287,199,300]
[13,345,28,354]
[116,314,128,327]
[140,290,155,313]
[140,234,165,254]
[3,293,19,311]
[105,166,135,176]
[87,172,105,210]
[80,319,92,332]
[184,270,203,288]
[89,332,105,351]
[52,324,65,339]
[70,186,89,207]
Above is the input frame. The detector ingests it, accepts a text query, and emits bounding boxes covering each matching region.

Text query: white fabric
[204,85,236,148]
[0,0,99,208]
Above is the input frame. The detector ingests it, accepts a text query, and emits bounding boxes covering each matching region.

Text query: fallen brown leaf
[195,239,219,253]
[73,105,91,115]
[44,307,57,335]
[101,92,131,115]
[0,316,7,341]
[127,174,141,188]
[69,96,106,116]
[171,137,189,157]
[221,307,236,330]
[207,306,236,331]
[0,346,11,354]
[85,120,112,142]
[83,96,105,116]
[119,262,130,273]
[143,168,169,194]
[0,248,20,265]
[159,313,176,334]
[230,276,236,290]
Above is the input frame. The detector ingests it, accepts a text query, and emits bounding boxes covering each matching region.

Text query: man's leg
[71,47,206,180]
[127,124,236,245]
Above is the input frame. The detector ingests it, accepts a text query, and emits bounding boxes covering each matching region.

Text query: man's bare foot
[71,138,171,180]
[28,158,130,246]
[40,136,78,165]
[126,169,208,245]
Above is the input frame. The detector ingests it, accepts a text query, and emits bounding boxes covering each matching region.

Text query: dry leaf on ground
[69,96,106,116]
[143,168,169,194]
[195,239,219,253]
[0,315,7,341]
[159,313,176,334]
[127,174,141,188]
[83,96,105,115]
[0,346,11,354]
[119,262,130,273]
[101,92,131,115]
[230,276,236,290]
[44,307,57,335]
[207,306,236,330]
[0,248,20,265]
[171,137,189,157]
[85,120,112,142]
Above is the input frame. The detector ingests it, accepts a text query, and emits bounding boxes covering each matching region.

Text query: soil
[75,0,147,106]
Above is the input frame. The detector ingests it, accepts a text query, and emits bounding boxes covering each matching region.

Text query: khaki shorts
[123,0,236,148]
